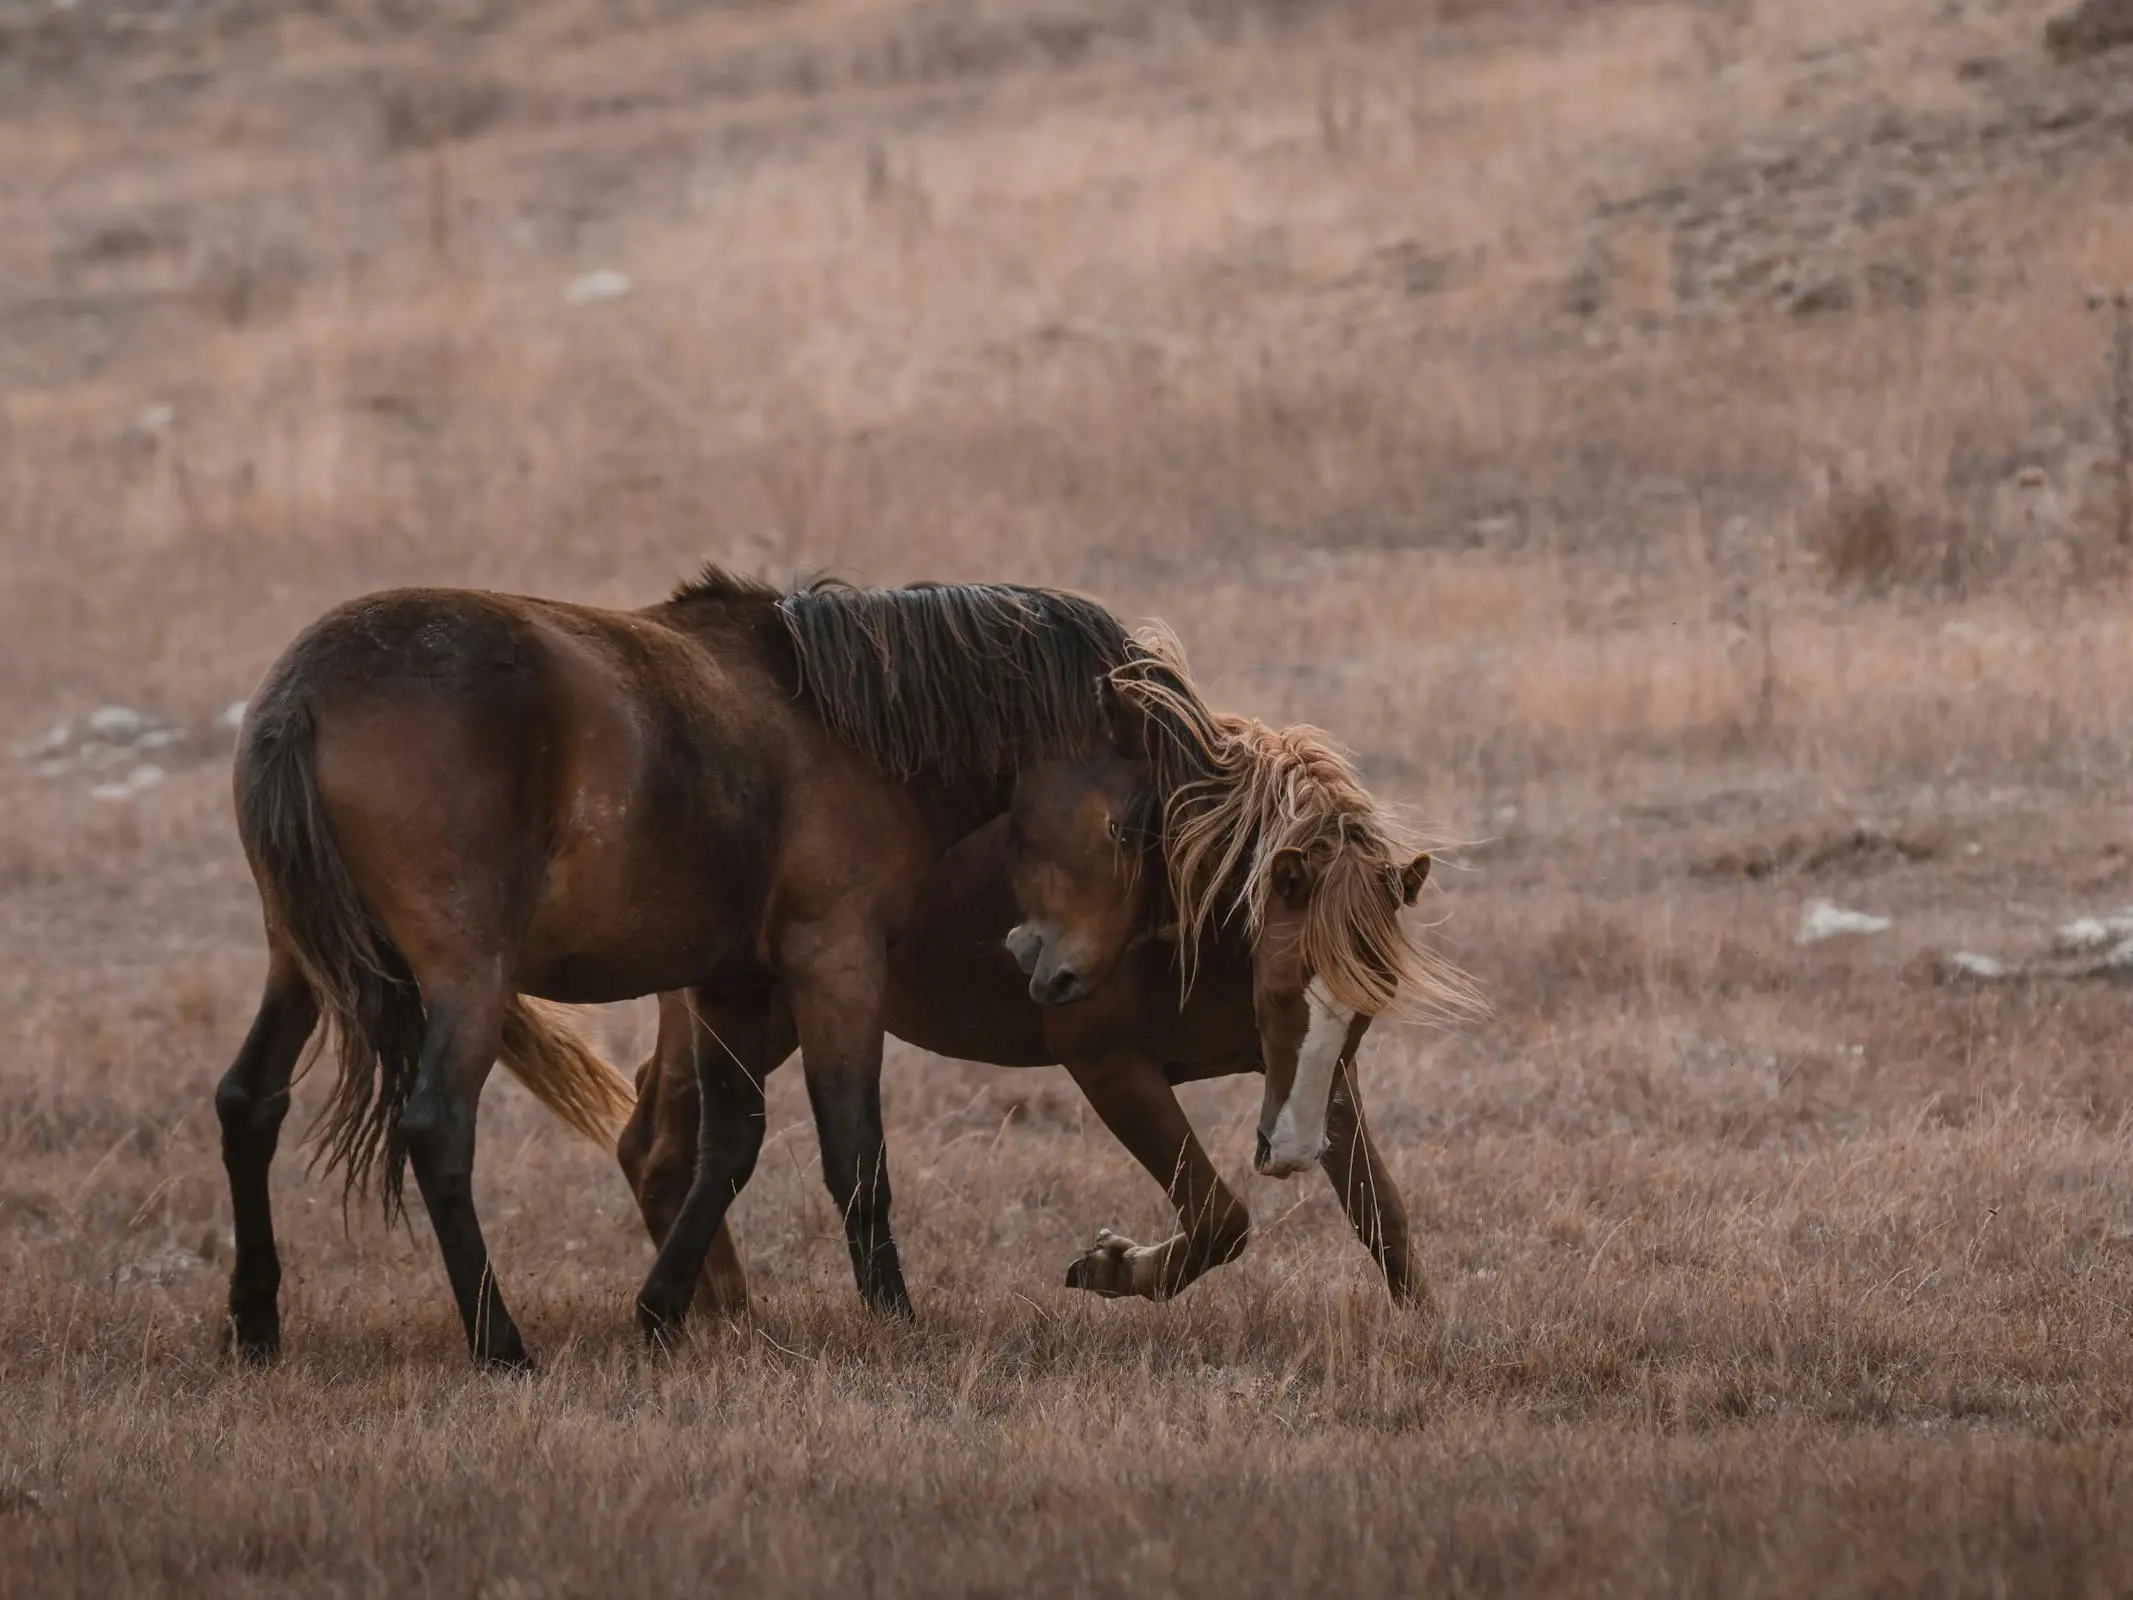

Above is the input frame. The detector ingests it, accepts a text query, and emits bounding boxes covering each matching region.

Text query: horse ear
[1270,847,1311,908]
[1399,853,1431,906]
[1101,691,1144,758]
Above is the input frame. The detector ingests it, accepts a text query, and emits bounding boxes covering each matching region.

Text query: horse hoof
[221,1315,280,1366]
[1064,1229,1137,1298]
[637,1298,689,1351]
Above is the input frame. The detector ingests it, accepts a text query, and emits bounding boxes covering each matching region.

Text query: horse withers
[217,570,1174,1367]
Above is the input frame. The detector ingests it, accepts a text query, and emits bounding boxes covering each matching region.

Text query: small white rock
[1797,900,1892,945]
[89,764,165,802]
[564,269,633,307]
[86,706,150,743]
[219,699,248,730]
[117,1244,204,1287]
[132,402,176,436]
[2057,917,2112,953]
[1947,951,2007,980]
[14,722,71,760]
[2054,911,2133,953]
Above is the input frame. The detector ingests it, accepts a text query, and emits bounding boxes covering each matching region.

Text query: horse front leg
[1320,1055,1427,1309]
[1061,1049,1251,1301]
[215,946,319,1363]
[784,923,909,1317]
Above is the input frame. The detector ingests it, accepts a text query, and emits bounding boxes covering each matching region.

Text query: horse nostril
[1043,968,1081,1005]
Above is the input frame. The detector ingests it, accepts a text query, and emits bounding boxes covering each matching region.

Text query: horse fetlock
[857,1258,914,1319]
[1206,1213,1252,1268]
[636,1293,692,1350]
[476,1335,535,1373]
[222,1301,281,1365]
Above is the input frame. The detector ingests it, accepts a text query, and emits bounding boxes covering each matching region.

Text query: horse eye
[1106,817,1126,843]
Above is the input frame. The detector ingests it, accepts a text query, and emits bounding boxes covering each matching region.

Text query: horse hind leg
[1321,1056,1428,1310]
[1061,1050,1251,1301]
[618,1006,750,1318]
[216,946,320,1363]
[636,989,785,1343]
[395,974,529,1368]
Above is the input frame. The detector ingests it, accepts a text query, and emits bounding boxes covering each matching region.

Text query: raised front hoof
[221,1314,281,1367]
[1064,1228,1145,1300]
[637,1297,691,1351]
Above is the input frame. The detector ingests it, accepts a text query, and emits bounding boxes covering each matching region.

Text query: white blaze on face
[1263,979,1353,1176]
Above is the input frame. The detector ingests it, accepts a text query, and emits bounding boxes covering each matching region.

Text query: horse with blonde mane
[621,638,1477,1306]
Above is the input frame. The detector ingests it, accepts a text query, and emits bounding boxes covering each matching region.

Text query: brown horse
[619,662,1473,1306]
[219,569,1172,1366]
[1017,639,1476,1171]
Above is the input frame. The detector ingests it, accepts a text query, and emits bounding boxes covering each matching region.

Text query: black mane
[666,563,783,607]
[777,577,1132,783]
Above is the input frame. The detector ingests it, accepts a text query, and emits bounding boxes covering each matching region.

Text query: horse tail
[236,701,634,1217]
[236,697,427,1215]
[497,997,637,1153]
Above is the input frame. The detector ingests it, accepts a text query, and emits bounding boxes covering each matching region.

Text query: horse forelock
[776,579,1132,783]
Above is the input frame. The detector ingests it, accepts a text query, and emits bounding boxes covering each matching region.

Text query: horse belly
[885,944,1052,1066]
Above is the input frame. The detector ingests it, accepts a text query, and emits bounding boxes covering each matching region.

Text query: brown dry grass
[7,0,2133,1592]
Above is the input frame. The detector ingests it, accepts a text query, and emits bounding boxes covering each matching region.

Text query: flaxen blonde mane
[1110,630,1480,1023]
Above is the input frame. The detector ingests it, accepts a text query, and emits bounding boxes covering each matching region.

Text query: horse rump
[235,697,631,1218]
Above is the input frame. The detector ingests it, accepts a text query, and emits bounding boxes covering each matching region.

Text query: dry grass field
[8,0,2133,1591]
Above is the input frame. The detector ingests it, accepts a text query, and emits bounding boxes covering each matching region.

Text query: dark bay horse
[620,672,1474,1306]
[220,569,1167,1366]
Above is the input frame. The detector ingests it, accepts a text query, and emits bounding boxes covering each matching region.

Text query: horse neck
[905,769,1017,849]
